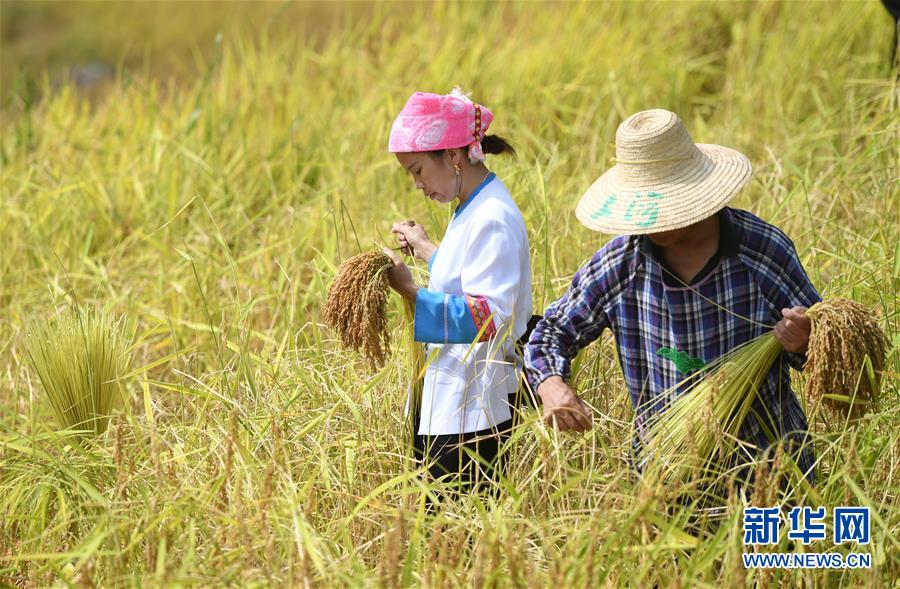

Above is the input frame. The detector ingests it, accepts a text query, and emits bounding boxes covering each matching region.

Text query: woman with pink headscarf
[382,89,532,493]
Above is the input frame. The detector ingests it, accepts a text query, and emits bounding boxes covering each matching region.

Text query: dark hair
[427,134,516,159]
[481,134,516,157]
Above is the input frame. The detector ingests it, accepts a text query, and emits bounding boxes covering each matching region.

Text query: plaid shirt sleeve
[735,211,822,370]
[524,237,634,390]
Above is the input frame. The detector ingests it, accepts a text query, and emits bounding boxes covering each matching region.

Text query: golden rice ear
[805,298,888,421]
[322,250,392,368]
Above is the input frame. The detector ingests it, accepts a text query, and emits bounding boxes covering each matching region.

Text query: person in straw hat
[382,88,533,492]
[525,108,820,483]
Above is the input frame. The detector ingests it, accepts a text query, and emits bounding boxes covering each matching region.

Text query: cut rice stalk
[25,307,134,438]
[643,333,782,480]
[402,299,425,455]
[643,298,888,481]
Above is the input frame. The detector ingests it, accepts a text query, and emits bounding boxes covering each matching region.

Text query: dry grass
[806,298,889,419]
[322,249,392,368]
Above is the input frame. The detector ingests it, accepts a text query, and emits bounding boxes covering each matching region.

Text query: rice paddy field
[1,1,898,587]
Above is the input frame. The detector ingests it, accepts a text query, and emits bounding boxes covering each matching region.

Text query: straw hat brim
[575,143,752,235]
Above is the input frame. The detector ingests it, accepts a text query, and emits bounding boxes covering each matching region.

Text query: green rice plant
[25,307,133,437]
[0,425,117,558]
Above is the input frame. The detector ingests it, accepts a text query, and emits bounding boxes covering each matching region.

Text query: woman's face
[395,151,460,204]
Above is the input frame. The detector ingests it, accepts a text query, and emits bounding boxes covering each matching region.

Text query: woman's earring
[453,164,460,174]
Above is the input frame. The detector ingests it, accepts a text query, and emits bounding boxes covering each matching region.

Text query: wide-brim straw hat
[576,109,752,235]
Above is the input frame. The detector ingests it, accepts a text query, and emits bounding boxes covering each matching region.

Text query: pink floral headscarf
[388,88,494,163]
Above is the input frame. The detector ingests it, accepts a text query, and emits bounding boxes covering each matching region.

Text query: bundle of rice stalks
[322,249,392,367]
[805,298,887,418]
[643,333,783,481]
[25,307,134,437]
[644,298,887,480]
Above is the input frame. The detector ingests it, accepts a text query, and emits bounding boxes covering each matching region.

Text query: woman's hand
[536,376,593,432]
[774,306,812,354]
[392,220,436,264]
[382,248,418,302]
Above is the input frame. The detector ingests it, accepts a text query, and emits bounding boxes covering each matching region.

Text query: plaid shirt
[525,208,820,477]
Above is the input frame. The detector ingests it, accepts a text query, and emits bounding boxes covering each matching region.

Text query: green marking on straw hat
[624,191,663,227]
[590,194,617,219]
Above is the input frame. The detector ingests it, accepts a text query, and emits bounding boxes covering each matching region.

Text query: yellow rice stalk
[25,307,134,437]
[643,332,782,481]
[322,250,392,367]
[403,299,425,453]
[805,298,887,418]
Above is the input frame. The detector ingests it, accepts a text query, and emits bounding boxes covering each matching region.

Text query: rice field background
[1,1,898,587]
